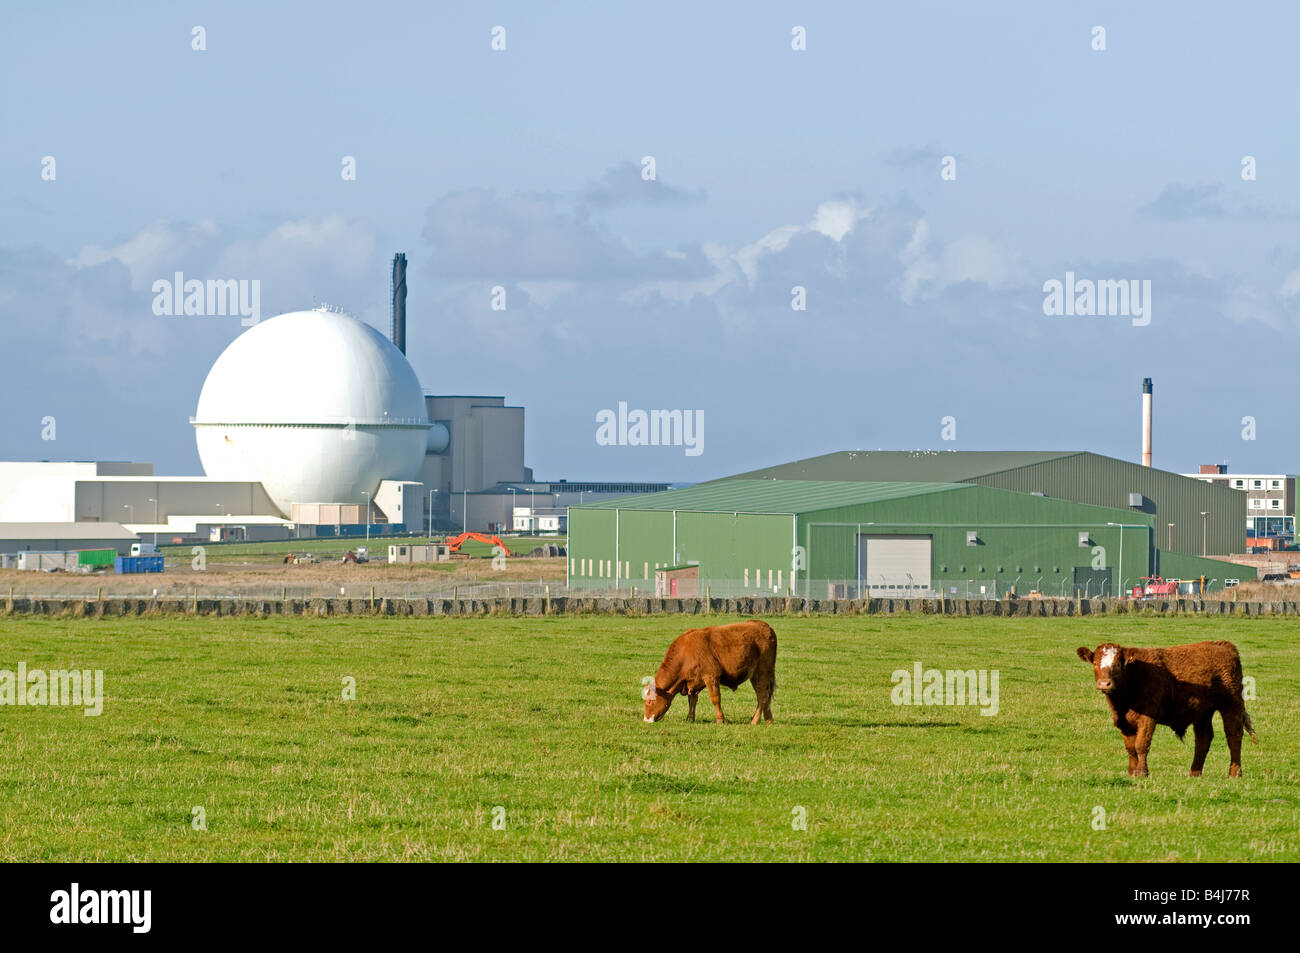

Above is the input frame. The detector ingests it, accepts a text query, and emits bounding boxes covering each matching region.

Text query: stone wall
[4,594,1300,618]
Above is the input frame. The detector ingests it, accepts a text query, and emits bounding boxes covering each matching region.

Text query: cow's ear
[1076,646,1094,663]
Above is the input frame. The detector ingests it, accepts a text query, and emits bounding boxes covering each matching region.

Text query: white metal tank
[192,307,431,516]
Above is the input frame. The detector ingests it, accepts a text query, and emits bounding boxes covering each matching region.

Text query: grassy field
[0,613,1295,861]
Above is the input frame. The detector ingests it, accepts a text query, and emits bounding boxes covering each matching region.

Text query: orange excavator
[443,532,512,556]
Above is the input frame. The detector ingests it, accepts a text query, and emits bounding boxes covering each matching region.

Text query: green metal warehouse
[720,450,1248,557]
[567,479,1251,598]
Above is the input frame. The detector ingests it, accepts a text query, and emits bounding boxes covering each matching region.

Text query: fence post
[545,584,550,614]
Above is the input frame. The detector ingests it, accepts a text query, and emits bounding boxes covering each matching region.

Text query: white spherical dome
[193,308,430,516]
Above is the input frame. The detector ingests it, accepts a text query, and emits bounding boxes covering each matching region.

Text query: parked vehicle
[1131,575,1179,599]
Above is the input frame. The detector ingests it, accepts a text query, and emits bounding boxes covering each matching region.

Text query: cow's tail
[1244,708,1258,744]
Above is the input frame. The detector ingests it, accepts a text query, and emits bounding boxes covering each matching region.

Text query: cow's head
[642,676,673,723]
[1076,643,1129,694]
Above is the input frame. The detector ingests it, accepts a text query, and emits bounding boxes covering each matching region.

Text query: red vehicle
[1131,575,1179,599]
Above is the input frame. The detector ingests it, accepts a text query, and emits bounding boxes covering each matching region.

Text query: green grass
[0,614,1295,861]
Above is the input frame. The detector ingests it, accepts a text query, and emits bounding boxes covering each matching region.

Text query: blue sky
[3,1,1300,481]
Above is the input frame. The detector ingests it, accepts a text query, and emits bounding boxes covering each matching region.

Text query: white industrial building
[0,520,138,555]
[1184,464,1295,547]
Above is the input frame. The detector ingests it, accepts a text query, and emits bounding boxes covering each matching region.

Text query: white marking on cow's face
[644,716,654,723]
[1098,647,1118,670]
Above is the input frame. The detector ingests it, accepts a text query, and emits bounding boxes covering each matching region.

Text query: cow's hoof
[1189,770,1202,777]
[1229,765,1242,778]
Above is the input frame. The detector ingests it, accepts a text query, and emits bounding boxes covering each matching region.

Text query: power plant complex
[0,255,667,555]
[0,267,1284,595]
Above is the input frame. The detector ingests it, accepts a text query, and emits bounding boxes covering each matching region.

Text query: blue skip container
[114,554,164,574]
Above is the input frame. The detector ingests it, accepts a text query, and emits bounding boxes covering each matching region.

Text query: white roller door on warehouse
[858,535,932,596]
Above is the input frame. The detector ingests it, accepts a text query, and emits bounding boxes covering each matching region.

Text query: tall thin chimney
[391,253,407,354]
[1141,377,1152,467]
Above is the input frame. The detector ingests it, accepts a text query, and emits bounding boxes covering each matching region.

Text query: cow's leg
[749,678,766,725]
[705,678,725,723]
[1121,730,1139,776]
[1133,717,1156,777]
[1189,717,1213,777]
[686,692,698,723]
[750,675,774,724]
[1222,707,1245,778]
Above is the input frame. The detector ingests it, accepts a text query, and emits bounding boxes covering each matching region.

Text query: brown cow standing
[643,620,776,724]
[1076,640,1257,777]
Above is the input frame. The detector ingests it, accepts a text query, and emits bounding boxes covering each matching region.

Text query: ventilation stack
[1141,378,1152,467]
[391,253,407,354]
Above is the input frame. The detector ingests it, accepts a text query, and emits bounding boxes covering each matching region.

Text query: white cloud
[1277,268,1300,299]
[517,281,577,308]
[900,223,1020,304]
[213,214,375,282]
[71,219,220,289]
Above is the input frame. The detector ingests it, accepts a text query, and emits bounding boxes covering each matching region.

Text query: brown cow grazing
[1076,640,1257,778]
[643,620,776,724]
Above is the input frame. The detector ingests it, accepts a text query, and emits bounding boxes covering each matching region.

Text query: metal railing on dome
[190,416,432,427]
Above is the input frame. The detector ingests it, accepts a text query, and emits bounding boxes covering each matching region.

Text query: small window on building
[1271,480,1282,489]
[1253,480,1263,489]
[1271,499,1282,509]
[1234,480,1245,488]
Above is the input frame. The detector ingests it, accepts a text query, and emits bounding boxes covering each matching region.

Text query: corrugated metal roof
[715,450,1082,484]
[574,480,970,514]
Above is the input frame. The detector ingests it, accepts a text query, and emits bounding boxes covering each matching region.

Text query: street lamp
[1167,522,1174,550]
[428,489,437,541]
[122,503,134,524]
[148,497,157,546]
[1107,522,1148,597]
[363,492,370,545]
[508,487,516,532]
[1200,512,1209,556]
